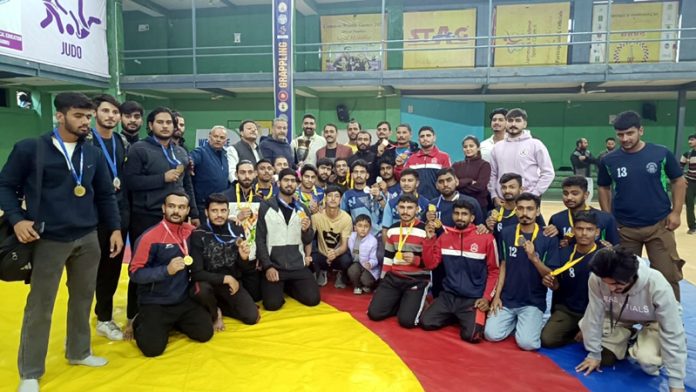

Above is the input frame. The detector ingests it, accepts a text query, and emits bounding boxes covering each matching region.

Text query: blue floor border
[540,281,696,392]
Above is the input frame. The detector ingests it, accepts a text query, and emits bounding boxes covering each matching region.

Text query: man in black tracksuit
[123,107,199,337]
[189,193,260,330]
[256,168,319,311]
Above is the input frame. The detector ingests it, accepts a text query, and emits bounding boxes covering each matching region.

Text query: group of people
[0,93,691,392]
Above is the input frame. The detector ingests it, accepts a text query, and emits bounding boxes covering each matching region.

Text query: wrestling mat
[0,265,694,391]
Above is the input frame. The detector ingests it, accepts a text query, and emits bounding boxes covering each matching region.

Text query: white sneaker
[353,287,363,295]
[362,287,371,294]
[316,270,328,287]
[68,355,108,367]
[334,271,346,289]
[18,379,39,392]
[96,320,124,341]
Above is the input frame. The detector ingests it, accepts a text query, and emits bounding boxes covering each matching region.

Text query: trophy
[295,137,311,163]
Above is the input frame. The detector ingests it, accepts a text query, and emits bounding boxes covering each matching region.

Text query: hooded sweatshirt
[579,258,686,389]
[488,130,555,199]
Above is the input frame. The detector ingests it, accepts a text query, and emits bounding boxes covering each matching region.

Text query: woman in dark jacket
[452,136,491,210]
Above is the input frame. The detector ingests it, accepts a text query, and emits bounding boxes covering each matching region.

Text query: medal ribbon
[236,183,253,209]
[92,129,118,179]
[397,220,416,254]
[207,222,238,244]
[551,243,598,276]
[161,221,189,256]
[497,206,516,223]
[52,128,84,188]
[514,223,539,247]
[153,136,181,168]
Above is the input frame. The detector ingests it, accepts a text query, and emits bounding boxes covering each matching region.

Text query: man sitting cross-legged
[189,193,260,331]
[420,199,499,342]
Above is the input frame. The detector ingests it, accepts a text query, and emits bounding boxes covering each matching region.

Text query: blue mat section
[541,281,696,391]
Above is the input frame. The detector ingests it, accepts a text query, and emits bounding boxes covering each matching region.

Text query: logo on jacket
[165,244,175,249]
[520,149,529,157]
[470,243,479,253]
[646,162,658,174]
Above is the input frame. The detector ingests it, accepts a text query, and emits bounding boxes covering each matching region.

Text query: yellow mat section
[0,265,422,392]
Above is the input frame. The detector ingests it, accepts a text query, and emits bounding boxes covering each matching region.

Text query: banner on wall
[590,1,679,64]
[493,2,570,67]
[320,14,384,72]
[403,9,477,69]
[0,0,108,77]
[273,0,294,140]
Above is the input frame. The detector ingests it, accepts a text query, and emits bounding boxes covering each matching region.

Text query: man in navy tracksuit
[259,118,294,170]
[129,192,213,357]
[421,199,499,342]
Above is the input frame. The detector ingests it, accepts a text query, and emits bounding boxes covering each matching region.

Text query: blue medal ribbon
[91,129,118,179]
[207,222,239,244]
[52,128,84,187]
[152,136,181,168]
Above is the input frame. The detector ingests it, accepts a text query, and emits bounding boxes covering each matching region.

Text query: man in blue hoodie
[0,92,122,392]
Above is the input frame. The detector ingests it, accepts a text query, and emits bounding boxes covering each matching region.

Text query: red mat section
[321,285,587,392]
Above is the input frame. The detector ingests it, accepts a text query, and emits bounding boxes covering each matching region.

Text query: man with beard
[371,121,395,156]
[334,158,352,191]
[576,246,686,391]
[377,123,419,165]
[254,159,277,201]
[120,100,144,145]
[488,108,555,206]
[484,193,560,351]
[348,130,378,185]
[541,211,602,348]
[171,111,188,152]
[315,158,335,189]
[291,114,326,167]
[346,120,361,153]
[341,160,381,236]
[372,157,400,205]
[260,118,294,170]
[312,185,354,288]
[381,169,430,238]
[367,194,435,328]
[256,168,319,311]
[273,155,290,175]
[395,126,451,201]
[190,126,230,211]
[129,192,213,357]
[228,120,262,182]
[316,123,352,163]
[123,107,199,339]
[296,164,324,214]
[89,94,130,341]
[421,199,499,343]
[597,137,616,162]
[598,110,686,300]
[1,92,123,392]
[570,138,598,202]
[189,193,259,331]
[548,176,619,247]
[480,108,508,162]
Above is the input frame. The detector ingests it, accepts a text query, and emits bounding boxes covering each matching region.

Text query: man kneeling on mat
[189,193,260,331]
[367,194,435,328]
[576,246,686,392]
[420,199,499,342]
[129,192,213,357]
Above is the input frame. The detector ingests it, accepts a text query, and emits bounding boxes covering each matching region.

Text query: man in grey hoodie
[576,246,686,392]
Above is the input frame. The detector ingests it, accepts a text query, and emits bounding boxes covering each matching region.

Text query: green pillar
[106,0,124,99]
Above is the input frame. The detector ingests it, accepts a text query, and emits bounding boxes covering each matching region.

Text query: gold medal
[74,185,86,197]
[395,251,403,260]
[175,164,185,174]
[428,204,437,212]
[183,256,193,266]
[113,177,121,189]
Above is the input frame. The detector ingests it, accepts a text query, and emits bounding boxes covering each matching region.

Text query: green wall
[0,91,53,164]
[483,100,696,170]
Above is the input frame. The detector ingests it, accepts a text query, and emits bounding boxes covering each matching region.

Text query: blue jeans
[484,305,544,351]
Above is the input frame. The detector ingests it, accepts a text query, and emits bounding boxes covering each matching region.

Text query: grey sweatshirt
[579,258,686,389]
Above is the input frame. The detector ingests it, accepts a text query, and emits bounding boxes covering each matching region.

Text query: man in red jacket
[394,126,451,200]
[421,199,499,342]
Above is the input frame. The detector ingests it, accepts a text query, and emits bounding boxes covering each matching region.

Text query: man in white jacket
[576,246,686,392]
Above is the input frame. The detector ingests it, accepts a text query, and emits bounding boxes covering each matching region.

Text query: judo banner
[493,2,570,66]
[403,9,477,69]
[590,1,679,64]
[273,0,294,140]
[0,0,108,77]
[320,14,384,72]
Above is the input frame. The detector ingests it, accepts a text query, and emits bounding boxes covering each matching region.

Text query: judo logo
[645,162,658,174]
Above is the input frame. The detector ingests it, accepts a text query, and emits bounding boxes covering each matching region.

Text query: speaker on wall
[642,102,657,121]
[336,104,350,122]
